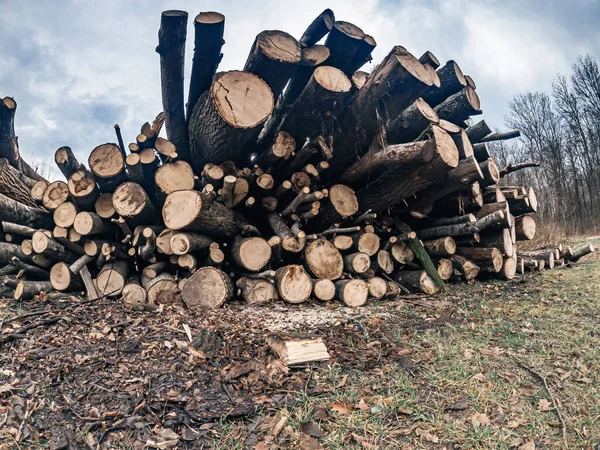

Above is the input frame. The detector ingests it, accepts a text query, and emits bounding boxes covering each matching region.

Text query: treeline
[492,54,600,235]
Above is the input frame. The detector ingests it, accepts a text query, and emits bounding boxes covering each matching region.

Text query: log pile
[0,9,596,308]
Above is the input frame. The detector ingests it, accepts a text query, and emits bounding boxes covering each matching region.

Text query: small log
[88,143,127,192]
[472,143,490,163]
[335,279,368,307]
[0,158,38,207]
[437,259,453,280]
[143,273,180,305]
[68,170,99,209]
[255,131,295,168]
[567,243,595,262]
[42,181,69,211]
[32,231,72,262]
[188,71,274,170]
[94,193,115,219]
[481,130,521,143]
[236,277,278,305]
[423,237,456,257]
[391,241,414,265]
[312,278,335,301]
[49,254,92,291]
[182,266,233,308]
[11,256,49,280]
[422,60,467,107]
[465,120,492,144]
[157,10,189,159]
[244,30,302,98]
[266,335,330,365]
[54,146,83,179]
[351,231,380,256]
[73,212,110,236]
[395,270,440,294]
[429,214,476,227]
[300,9,335,47]
[450,255,480,281]
[112,182,158,227]
[499,161,540,178]
[407,233,446,290]
[14,280,54,300]
[311,184,358,229]
[275,265,312,304]
[456,247,503,272]
[122,276,148,309]
[368,277,388,299]
[139,229,157,262]
[96,260,130,297]
[231,236,272,272]
[343,252,370,275]
[2,221,37,237]
[331,235,353,251]
[31,179,48,203]
[170,232,212,255]
[186,11,225,120]
[374,250,394,274]
[498,257,517,280]
[385,97,439,144]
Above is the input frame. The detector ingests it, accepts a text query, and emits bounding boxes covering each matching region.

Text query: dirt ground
[1,237,598,449]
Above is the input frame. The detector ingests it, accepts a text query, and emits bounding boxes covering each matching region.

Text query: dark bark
[0,158,38,207]
[385,98,439,144]
[433,87,481,125]
[186,12,225,121]
[480,130,521,143]
[157,10,189,160]
[300,9,335,47]
[422,60,467,107]
[0,192,53,228]
[54,146,83,180]
[465,120,492,143]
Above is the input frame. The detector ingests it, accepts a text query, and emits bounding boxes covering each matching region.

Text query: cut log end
[275,265,312,304]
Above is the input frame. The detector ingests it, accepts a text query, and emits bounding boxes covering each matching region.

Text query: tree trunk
[515,215,536,240]
[456,247,503,272]
[88,143,127,192]
[157,10,189,160]
[54,146,83,179]
[433,87,481,125]
[465,120,492,143]
[498,256,517,280]
[304,238,344,280]
[567,243,595,262]
[94,193,115,219]
[73,211,112,236]
[112,182,158,227]
[53,201,79,228]
[0,158,38,207]
[451,129,474,160]
[0,192,53,228]
[417,209,507,240]
[68,170,100,209]
[418,51,440,69]
[479,158,500,187]
[186,12,225,121]
[310,184,359,229]
[154,160,196,204]
[188,71,274,170]
[280,66,352,145]
[481,130,521,143]
[324,21,366,74]
[478,228,514,257]
[144,272,180,305]
[343,252,371,274]
[231,236,272,272]
[163,190,248,237]
[422,60,467,107]
[385,98,439,144]
[0,242,34,265]
[356,125,459,213]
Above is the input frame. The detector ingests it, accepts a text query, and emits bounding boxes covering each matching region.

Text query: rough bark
[395,270,439,294]
[14,280,54,300]
[157,10,189,160]
[423,237,456,257]
[0,192,53,228]
[186,12,225,121]
[422,60,467,107]
[385,98,439,144]
[465,120,492,143]
[434,87,481,125]
[456,247,503,272]
[54,146,83,180]
[0,158,38,207]
[450,255,480,281]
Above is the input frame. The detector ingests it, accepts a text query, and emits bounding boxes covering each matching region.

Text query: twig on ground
[510,354,567,444]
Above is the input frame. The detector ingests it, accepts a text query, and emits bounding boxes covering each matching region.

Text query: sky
[1,0,599,180]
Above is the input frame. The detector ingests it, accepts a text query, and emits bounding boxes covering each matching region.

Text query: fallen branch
[499,161,540,178]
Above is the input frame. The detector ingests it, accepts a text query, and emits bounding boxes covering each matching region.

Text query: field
[0,237,598,449]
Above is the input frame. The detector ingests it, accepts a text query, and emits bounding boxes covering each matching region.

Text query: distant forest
[492,54,600,236]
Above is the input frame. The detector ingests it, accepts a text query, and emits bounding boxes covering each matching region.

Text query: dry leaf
[538,398,553,411]
[415,428,439,443]
[471,373,487,382]
[329,402,352,415]
[446,399,469,411]
[508,417,528,428]
[509,437,525,448]
[301,421,322,438]
[471,412,490,427]
[356,399,370,412]
[299,434,323,450]
[479,346,503,357]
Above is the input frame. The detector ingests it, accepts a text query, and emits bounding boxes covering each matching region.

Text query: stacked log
[1,8,594,308]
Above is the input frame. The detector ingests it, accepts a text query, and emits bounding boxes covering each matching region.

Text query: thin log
[0,192,53,228]
[299,9,335,47]
[499,161,541,178]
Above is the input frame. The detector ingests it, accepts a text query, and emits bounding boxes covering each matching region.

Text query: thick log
[42,181,69,211]
[418,209,507,240]
[31,179,48,203]
[73,212,110,236]
[368,277,388,299]
[434,87,481,125]
[0,192,53,228]
[53,201,79,228]
[451,129,474,160]
[356,125,459,213]
[509,187,538,215]
[50,255,92,291]
[274,265,312,304]
[94,193,115,219]
[331,235,353,251]
[324,21,366,74]
[54,146,83,179]
[189,71,274,170]
[479,158,500,187]
[244,30,301,99]
[157,10,189,160]
[88,143,126,192]
[351,231,380,256]
[472,143,490,163]
[112,182,158,227]
[422,60,467,107]
[122,276,147,308]
[478,228,514,257]
[345,34,377,75]
[423,237,456,257]
[163,190,247,237]
[567,243,595,262]
[498,257,517,280]
[343,252,370,275]
[465,120,492,144]
[390,241,414,264]
[419,51,440,70]
[304,238,344,280]
[237,277,278,305]
[280,66,352,145]
[456,247,503,272]
[96,260,129,297]
[311,184,358,229]
[408,155,483,217]
[143,273,180,305]
[181,266,233,308]
[68,170,99,209]
[436,259,453,280]
[335,279,368,306]
[395,270,439,295]
[154,161,196,203]
[2,222,36,237]
[14,280,54,300]
[186,12,225,121]
[374,250,394,274]
[231,236,272,272]
[300,9,335,47]
[385,98,439,144]
[450,255,480,281]
[515,215,536,240]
